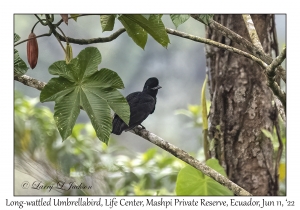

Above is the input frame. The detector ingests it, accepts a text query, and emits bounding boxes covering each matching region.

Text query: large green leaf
[54,88,81,140]
[176,158,233,195]
[170,15,190,28]
[123,14,170,48]
[40,47,130,143]
[118,15,147,49]
[100,15,116,32]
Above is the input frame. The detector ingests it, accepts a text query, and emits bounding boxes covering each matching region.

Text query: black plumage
[112,77,161,135]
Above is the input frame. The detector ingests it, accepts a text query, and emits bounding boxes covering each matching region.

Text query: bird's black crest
[143,77,159,90]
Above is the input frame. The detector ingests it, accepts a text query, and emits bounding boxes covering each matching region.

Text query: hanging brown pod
[27,32,39,69]
[60,14,69,25]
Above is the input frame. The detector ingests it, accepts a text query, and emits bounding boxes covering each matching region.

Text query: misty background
[14,14,286,154]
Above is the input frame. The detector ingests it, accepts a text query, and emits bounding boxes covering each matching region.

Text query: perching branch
[191,15,286,83]
[14,75,46,91]
[131,126,252,196]
[14,75,252,196]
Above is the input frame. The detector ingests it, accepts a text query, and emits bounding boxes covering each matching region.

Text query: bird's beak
[151,85,162,90]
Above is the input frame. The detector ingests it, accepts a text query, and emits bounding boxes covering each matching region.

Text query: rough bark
[206,15,277,195]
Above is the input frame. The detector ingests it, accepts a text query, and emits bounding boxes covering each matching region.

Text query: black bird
[112,77,161,135]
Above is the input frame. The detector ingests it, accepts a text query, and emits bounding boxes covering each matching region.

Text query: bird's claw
[140,124,146,130]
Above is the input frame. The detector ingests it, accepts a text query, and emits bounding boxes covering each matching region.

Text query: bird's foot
[140,124,146,130]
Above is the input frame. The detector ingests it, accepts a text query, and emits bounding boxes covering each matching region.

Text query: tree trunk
[206,15,277,195]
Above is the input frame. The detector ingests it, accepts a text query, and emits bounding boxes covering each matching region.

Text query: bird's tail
[112,115,128,135]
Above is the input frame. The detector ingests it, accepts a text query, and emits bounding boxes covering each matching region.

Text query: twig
[131,126,252,196]
[242,14,264,51]
[14,32,52,47]
[266,47,287,111]
[53,28,126,45]
[266,46,286,77]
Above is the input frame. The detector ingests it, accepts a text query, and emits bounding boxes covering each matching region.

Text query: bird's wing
[126,92,156,128]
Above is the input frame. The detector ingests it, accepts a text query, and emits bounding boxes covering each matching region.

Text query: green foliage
[175,102,211,128]
[118,15,148,49]
[111,147,184,195]
[196,14,214,25]
[141,15,150,20]
[170,15,190,28]
[14,33,20,42]
[119,14,170,48]
[15,92,183,195]
[100,15,116,32]
[70,14,80,21]
[176,158,233,195]
[201,75,208,130]
[40,47,130,144]
[14,33,29,76]
[14,91,58,156]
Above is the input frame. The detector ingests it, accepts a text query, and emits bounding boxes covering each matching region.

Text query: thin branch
[53,28,126,45]
[242,14,264,51]
[34,14,48,26]
[266,47,287,111]
[14,32,52,47]
[191,15,286,83]
[14,75,252,195]
[166,28,268,69]
[266,46,286,76]
[131,126,252,196]
[14,75,46,91]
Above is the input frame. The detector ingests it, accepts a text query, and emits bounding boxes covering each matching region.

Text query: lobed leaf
[54,88,81,140]
[80,88,112,144]
[41,47,129,143]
